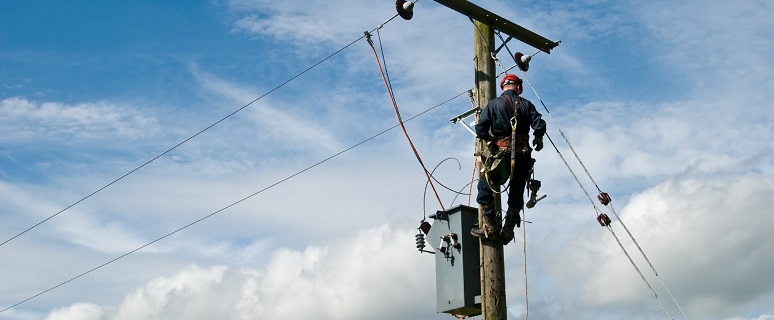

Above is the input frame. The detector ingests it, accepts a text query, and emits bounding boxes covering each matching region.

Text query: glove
[532,136,543,151]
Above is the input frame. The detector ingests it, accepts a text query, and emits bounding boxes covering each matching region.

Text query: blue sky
[2,0,773,319]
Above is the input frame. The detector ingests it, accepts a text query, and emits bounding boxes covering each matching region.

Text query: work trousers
[476,150,532,223]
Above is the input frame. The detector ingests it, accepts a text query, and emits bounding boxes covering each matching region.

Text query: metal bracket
[433,0,560,53]
[450,107,479,137]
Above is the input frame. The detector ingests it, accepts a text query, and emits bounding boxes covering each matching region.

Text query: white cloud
[229,0,389,47]
[4,0,774,319]
[53,211,151,254]
[45,303,111,320]
[0,97,157,143]
[545,173,774,319]
[636,0,774,95]
[43,225,437,320]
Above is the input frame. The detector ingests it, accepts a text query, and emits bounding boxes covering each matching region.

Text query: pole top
[434,0,560,53]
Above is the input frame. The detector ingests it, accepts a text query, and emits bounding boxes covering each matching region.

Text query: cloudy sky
[1,0,773,319]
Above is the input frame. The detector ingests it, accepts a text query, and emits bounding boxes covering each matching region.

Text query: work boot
[500,211,521,245]
[470,214,499,240]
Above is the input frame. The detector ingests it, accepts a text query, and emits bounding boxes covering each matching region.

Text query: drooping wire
[421,158,473,218]
[450,178,477,209]
[0,83,471,315]
[0,23,373,250]
[427,158,471,194]
[366,30,445,211]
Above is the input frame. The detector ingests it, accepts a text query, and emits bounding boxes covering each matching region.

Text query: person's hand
[532,136,543,151]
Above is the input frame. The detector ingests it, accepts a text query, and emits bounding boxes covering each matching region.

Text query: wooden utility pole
[399,1,559,318]
[473,21,507,320]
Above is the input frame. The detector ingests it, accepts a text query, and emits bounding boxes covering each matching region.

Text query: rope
[522,201,529,320]
[366,30,445,211]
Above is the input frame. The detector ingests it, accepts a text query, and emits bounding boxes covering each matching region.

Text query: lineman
[471,74,546,245]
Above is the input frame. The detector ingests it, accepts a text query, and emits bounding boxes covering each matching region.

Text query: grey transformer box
[427,205,481,316]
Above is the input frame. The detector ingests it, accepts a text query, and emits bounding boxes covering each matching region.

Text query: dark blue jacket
[475,90,546,140]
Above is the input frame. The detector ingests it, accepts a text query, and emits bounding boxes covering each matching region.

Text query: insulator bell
[597,213,612,227]
[396,0,414,20]
[418,220,431,235]
[415,232,426,252]
[514,52,531,72]
[598,192,612,206]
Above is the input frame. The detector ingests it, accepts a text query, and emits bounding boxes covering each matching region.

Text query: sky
[1,0,773,319]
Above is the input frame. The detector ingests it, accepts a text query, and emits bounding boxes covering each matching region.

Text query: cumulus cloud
[544,173,774,319]
[43,225,436,320]
[45,303,112,320]
[4,0,774,319]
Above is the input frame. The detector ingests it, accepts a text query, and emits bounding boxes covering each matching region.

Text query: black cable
[427,158,470,195]
[0,33,367,249]
[422,157,472,219]
[450,179,477,209]
[0,88,470,314]
[376,29,394,97]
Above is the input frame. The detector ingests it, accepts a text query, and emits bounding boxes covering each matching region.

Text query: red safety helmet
[500,74,522,90]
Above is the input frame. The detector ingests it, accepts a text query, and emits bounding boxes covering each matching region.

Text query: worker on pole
[471,74,546,245]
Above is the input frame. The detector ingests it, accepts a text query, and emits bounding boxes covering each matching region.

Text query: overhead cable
[519,70,687,319]
[0,11,402,250]
[0,87,470,314]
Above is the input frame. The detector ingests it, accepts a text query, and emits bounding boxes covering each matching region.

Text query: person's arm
[528,100,546,138]
[475,103,495,140]
[527,100,546,151]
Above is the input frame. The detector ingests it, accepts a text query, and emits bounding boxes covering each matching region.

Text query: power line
[0,88,468,314]
[0,15,402,250]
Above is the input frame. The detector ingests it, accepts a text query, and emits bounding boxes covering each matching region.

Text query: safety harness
[482,95,530,193]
